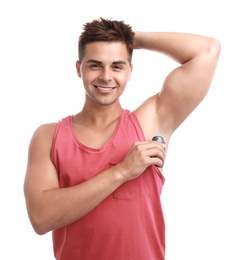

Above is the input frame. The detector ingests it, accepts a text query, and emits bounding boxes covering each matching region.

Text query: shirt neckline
[69,109,130,152]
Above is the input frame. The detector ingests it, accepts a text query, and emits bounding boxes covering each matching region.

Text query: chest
[73,121,117,149]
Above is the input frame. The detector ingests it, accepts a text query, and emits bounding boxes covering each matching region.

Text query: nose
[98,67,112,82]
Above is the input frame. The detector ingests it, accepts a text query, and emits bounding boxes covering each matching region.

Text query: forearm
[134,31,219,64]
[29,164,126,235]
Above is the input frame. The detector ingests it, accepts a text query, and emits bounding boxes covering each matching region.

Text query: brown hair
[78,17,134,63]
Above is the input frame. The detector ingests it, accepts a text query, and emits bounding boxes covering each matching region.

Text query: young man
[24,17,220,259]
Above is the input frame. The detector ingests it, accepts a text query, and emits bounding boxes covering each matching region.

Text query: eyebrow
[86,59,127,65]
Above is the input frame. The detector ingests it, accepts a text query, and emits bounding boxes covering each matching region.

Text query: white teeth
[97,86,113,92]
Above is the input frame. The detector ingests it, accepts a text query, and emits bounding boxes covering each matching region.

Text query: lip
[94,85,116,93]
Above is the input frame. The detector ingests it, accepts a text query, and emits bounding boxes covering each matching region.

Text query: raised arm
[134,32,221,142]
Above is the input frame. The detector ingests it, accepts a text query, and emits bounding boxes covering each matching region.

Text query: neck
[76,101,123,127]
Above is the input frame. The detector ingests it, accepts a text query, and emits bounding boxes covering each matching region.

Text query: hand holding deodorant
[152,136,165,167]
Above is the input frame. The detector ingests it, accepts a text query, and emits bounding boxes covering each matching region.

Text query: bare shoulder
[29,122,58,152]
[33,122,57,137]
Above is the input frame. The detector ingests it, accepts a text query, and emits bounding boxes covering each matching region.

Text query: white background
[1,0,240,259]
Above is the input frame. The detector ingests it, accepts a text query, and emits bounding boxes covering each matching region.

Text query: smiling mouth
[94,85,116,92]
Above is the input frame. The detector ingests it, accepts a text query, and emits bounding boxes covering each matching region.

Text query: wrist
[113,163,129,184]
[133,31,143,49]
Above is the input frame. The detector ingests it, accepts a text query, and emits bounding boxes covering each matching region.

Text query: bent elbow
[32,219,50,236]
[209,38,221,60]
[33,224,50,236]
[29,214,52,235]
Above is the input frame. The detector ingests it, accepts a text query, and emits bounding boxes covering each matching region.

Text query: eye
[112,65,122,70]
[89,63,101,69]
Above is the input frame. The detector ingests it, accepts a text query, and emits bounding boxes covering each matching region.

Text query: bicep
[24,125,59,208]
[158,54,217,132]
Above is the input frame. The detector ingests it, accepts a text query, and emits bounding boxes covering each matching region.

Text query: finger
[149,147,166,159]
[150,157,164,168]
[132,141,166,163]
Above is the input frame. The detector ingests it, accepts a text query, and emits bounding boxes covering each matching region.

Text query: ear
[76,60,82,78]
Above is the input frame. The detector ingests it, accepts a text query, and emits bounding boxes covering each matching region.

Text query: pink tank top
[51,110,165,260]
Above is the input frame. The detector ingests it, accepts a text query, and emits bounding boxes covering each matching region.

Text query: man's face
[76,41,133,106]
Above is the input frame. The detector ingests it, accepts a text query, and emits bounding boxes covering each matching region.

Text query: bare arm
[24,124,166,235]
[134,32,221,141]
